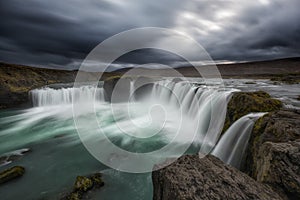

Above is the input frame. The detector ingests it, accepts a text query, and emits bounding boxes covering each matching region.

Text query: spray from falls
[137,80,234,153]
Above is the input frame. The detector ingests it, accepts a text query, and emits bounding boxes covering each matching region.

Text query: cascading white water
[30,86,106,107]
[28,80,236,155]
[143,80,235,153]
[211,112,267,168]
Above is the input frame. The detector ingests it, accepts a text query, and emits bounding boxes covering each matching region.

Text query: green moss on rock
[223,91,282,133]
[67,192,81,200]
[0,166,25,184]
[62,173,104,200]
[73,176,93,192]
[270,73,300,84]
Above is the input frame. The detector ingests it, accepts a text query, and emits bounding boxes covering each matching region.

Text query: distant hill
[114,57,300,78]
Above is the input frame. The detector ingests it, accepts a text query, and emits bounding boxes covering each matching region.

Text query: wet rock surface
[152,155,282,200]
[0,166,25,185]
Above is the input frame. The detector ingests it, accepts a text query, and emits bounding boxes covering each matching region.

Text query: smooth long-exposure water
[0,78,299,200]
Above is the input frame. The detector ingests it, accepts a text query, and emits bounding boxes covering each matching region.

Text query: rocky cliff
[244,109,300,199]
[152,155,282,200]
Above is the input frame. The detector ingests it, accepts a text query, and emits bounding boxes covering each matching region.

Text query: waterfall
[30,86,106,107]
[211,112,267,168]
[145,80,234,153]
[29,79,241,157]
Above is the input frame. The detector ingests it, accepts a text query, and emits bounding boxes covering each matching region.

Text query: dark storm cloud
[201,0,300,61]
[0,0,299,70]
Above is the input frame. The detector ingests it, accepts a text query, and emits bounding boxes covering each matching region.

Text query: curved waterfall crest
[26,79,265,169]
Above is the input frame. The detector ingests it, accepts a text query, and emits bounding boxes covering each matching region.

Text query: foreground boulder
[152,155,282,200]
[256,141,300,199]
[0,166,25,184]
[244,109,300,199]
[245,109,300,176]
[223,91,282,133]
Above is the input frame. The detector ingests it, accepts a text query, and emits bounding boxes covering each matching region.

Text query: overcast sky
[0,0,299,70]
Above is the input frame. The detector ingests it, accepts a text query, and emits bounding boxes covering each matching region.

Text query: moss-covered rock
[223,91,282,133]
[62,173,104,200]
[0,166,25,184]
[67,192,81,200]
[270,73,300,84]
[73,176,93,192]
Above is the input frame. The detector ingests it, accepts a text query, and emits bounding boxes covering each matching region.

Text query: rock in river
[0,166,25,185]
[62,173,104,200]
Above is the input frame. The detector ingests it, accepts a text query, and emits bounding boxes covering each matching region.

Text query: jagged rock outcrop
[0,166,25,184]
[152,155,282,200]
[223,91,282,133]
[256,141,300,200]
[244,109,300,199]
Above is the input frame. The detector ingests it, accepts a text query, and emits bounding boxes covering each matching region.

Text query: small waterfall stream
[212,113,267,168]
